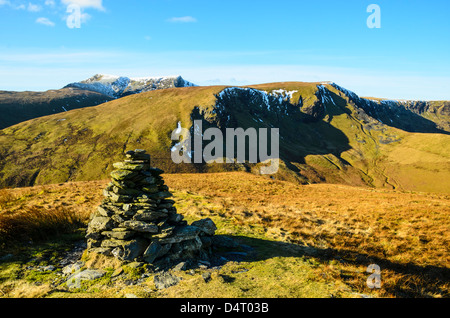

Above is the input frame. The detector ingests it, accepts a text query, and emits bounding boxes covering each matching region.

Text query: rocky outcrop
[86,149,217,267]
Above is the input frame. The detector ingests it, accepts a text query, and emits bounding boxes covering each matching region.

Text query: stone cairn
[86,149,218,267]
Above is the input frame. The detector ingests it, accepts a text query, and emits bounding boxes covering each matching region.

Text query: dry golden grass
[0,173,448,298]
[164,172,450,298]
[0,181,104,244]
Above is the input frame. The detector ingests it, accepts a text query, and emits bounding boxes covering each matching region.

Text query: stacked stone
[86,149,217,266]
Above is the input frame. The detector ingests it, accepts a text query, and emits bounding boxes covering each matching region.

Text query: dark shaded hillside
[332,83,450,134]
[0,88,113,129]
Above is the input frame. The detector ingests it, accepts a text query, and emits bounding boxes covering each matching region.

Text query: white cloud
[45,0,55,6]
[27,2,41,12]
[36,17,55,26]
[61,0,104,11]
[80,12,91,23]
[0,0,25,9]
[167,16,197,23]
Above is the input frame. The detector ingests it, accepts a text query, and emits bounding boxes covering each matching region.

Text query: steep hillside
[332,83,450,134]
[0,82,449,193]
[0,88,113,130]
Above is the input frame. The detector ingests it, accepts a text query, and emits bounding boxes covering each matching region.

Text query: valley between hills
[0,77,449,298]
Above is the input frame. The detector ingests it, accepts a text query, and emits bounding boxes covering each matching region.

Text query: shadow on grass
[221,235,450,298]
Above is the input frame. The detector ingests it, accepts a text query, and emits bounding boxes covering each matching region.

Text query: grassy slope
[0,86,224,186]
[0,173,448,298]
[0,88,113,130]
[0,83,449,194]
[324,85,450,193]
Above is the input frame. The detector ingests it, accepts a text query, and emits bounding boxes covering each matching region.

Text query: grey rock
[112,186,142,196]
[143,242,172,264]
[111,214,125,224]
[97,206,113,217]
[121,220,159,233]
[62,261,85,275]
[101,239,127,248]
[38,265,56,272]
[156,226,201,244]
[102,230,135,240]
[108,192,132,203]
[87,151,222,266]
[168,213,184,223]
[137,176,157,185]
[158,202,174,209]
[125,150,151,161]
[111,179,136,190]
[153,272,181,290]
[110,169,138,181]
[192,218,217,236]
[142,185,159,194]
[180,237,203,255]
[87,247,113,256]
[88,216,115,233]
[147,191,172,200]
[200,236,212,249]
[66,269,105,289]
[133,211,167,222]
[121,238,149,261]
[113,162,150,171]
[202,272,212,283]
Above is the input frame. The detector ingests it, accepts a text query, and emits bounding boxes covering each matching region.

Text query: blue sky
[0,0,449,100]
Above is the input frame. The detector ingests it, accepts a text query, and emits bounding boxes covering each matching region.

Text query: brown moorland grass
[0,182,104,245]
[164,172,450,298]
[0,173,448,297]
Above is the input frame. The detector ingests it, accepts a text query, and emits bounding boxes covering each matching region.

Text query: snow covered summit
[65,74,196,98]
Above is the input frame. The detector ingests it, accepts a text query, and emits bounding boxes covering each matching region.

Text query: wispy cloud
[1,1,42,11]
[167,16,197,23]
[1,48,449,100]
[27,2,41,12]
[36,17,55,26]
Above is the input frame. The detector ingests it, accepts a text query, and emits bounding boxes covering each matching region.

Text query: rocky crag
[85,149,218,268]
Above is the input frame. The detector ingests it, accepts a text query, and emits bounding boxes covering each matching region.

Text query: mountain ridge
[0,81,449,193]
[64,74,197,99]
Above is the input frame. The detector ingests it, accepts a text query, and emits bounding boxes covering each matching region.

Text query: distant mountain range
[0,74,196,129]
[64,74,197,99]
[0,79,449,193]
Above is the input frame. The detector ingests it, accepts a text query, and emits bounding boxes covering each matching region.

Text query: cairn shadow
[216,235,450,298]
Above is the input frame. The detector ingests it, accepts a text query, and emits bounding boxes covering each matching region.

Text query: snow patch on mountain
[65,74,197,98]
[217,87,297,111]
